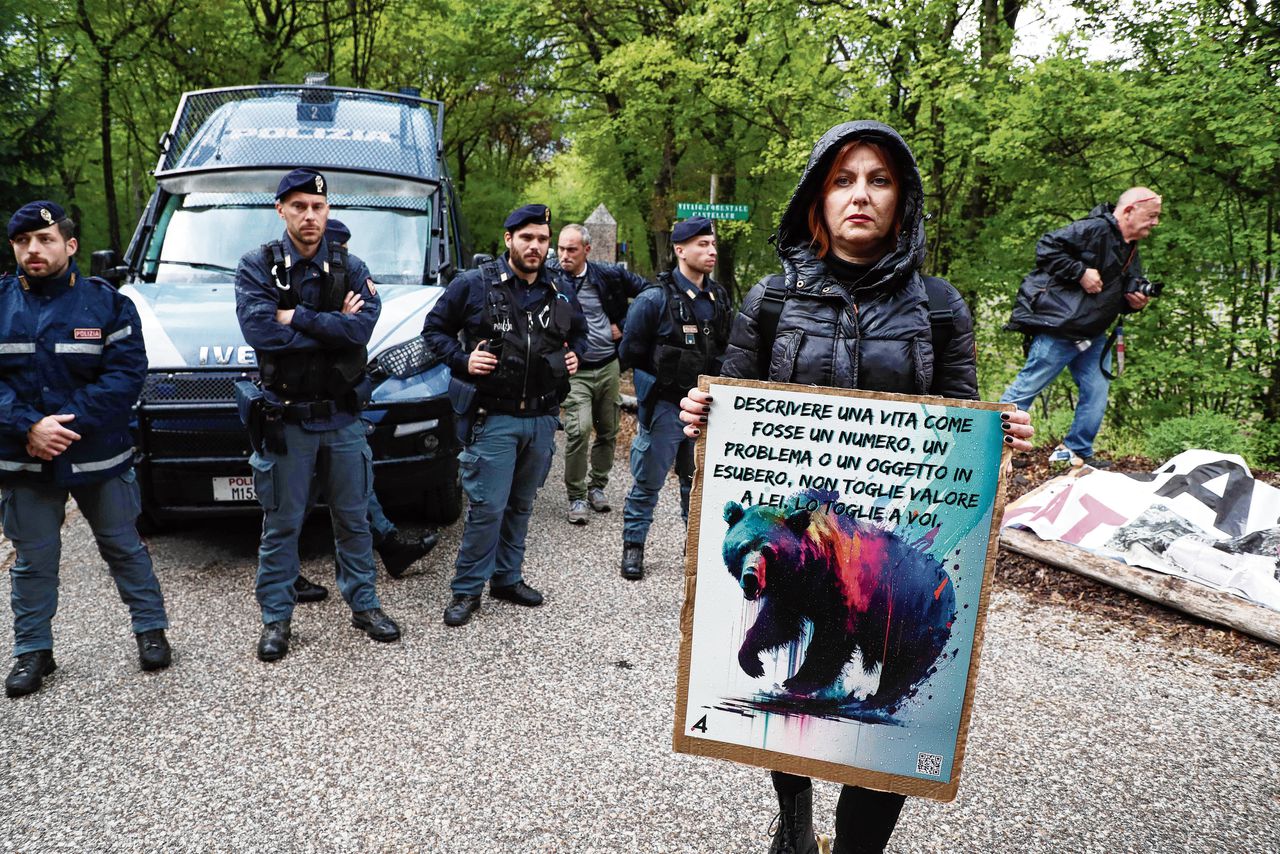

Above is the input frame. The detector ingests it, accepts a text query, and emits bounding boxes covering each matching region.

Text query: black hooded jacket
[1005,204,1144,340]
[719,121,978,400]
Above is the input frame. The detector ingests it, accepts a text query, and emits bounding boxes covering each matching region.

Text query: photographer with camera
[1002,188,1163,468]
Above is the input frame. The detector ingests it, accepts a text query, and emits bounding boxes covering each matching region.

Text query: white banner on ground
[1002,450,1280,612]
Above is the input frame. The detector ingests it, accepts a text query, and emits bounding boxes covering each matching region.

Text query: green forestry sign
[675,202,750,221]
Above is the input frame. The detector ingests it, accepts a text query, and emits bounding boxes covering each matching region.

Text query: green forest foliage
[2,0,1277,462]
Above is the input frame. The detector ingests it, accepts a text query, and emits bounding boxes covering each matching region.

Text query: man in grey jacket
[1002,188,1162,467]
[552,224,648,525]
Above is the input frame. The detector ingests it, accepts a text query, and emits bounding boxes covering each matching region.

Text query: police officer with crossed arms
[424,204,588,627]
[1,201,171,697]
[234,169,400,662]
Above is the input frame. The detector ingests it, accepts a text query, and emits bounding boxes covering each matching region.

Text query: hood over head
[774,120,927,292]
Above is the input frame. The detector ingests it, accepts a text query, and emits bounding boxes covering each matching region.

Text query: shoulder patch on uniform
[74,328,102,340]
[366,278,377,296]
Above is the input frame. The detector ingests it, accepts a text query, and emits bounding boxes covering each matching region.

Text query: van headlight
[370,361,451,403]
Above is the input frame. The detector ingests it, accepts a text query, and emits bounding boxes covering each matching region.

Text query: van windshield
[150,195,430,285]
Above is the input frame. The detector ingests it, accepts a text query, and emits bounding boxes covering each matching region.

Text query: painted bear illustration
[722,496,956,710]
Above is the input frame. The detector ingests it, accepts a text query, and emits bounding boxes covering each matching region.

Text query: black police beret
[325,219,351,245]
[503,204,552,231]
[276,168,328,199]
[671,216,714,244]
[8,201,68,240]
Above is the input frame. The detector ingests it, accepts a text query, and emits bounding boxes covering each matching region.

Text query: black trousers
[772,771,906,854]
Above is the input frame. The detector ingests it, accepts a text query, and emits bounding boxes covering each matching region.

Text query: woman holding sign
[680,121,1034,853]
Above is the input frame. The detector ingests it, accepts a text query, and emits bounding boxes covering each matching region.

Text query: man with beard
[617,217,730,580]
[1,201,170,697]
[423,204,588,627]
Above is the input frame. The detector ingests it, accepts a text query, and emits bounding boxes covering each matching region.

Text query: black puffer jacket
[1005,204,1143,340]
[720,121,978,400]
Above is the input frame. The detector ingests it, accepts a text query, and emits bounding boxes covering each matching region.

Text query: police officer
[235,169,400,662]
[618,217,730,580]
[423,204,588,627]
[1,201,171,697]
[294,219,436,604]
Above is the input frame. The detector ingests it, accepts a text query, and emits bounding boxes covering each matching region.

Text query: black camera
[1126,277,1164,298]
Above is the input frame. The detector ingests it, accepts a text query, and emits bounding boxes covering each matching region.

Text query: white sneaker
[567,499,589,525]
[1047,444,1073,464]
[587,487,611,513]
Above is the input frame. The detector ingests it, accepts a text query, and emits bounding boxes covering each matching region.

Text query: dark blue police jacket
[423,253,589,382]
[234,232,379,431]
[0,261,147,486]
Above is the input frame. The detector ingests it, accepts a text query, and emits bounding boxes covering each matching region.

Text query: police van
[105,77,467,529]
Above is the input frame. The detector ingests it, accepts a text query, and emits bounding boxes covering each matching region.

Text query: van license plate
[212,476,256,502]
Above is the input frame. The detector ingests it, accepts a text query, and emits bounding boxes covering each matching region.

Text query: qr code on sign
[916,752,943,776]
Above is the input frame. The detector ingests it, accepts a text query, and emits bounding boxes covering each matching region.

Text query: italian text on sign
[673,377,1013,801]
[675,203,750,221]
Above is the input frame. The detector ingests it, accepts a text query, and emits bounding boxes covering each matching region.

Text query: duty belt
[476,391,558,416]
[274,399,343,423]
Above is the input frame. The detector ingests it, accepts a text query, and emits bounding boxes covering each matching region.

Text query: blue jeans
[1000,333,1112,458]
[3,469,168,656]
[451,413,557,595]
[622,400,694,545]
[250,420,381,623]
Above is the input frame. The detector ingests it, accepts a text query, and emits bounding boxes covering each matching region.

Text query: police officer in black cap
[617,216,730,579]
[235,169,401,662]
[1,201,171,697]
[423,203,588,627]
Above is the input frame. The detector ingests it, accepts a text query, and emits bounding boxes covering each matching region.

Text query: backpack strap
[754,274,787,378]
[921,275,955,360]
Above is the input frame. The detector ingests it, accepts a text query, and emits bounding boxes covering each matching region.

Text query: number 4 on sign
[691,715,708,733]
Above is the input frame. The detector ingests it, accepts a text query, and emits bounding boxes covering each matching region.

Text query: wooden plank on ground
[1000,527,1280,647]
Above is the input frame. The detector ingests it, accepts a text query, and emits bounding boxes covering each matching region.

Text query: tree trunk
[99,56,122,252]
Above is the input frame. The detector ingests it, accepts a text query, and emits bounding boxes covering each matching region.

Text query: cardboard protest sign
[673,377,1012,801]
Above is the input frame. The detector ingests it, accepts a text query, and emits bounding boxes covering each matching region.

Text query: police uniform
[234,170,399,661]
[422,204,588,626]
[618,218,730,579]
[0,201,170,697]
[292,219,436,604]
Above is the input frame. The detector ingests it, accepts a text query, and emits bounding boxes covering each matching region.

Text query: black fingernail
[699,416,707,423]
[704,395,713,402]
[702,405,711,414]
[1000,412,1011,421]
[1001,423,1011,431]
[1004,435,1014,444]
[691,428,701,437]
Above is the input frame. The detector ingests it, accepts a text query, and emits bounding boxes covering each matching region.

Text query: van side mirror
[90,250,127,286]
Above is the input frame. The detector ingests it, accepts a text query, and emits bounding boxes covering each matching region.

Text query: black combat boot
[135,629,172,671]
[5,650,57,698]
[769,784,819,854]
[295,575,329,603]
[257,620,291,662]
[377,530,438,578]
[620,542,644,580]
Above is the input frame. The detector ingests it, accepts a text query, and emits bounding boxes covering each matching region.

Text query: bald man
[1003,188,1163,468]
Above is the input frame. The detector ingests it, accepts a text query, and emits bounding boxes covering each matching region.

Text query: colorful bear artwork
[721,490,957,714]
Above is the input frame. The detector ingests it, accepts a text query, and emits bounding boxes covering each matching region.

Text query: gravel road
[1,436,1277,853]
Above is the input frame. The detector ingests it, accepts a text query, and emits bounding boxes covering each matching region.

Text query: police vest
[469,262,576,413]
[255,241,368,404]
[651,272,730,399]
